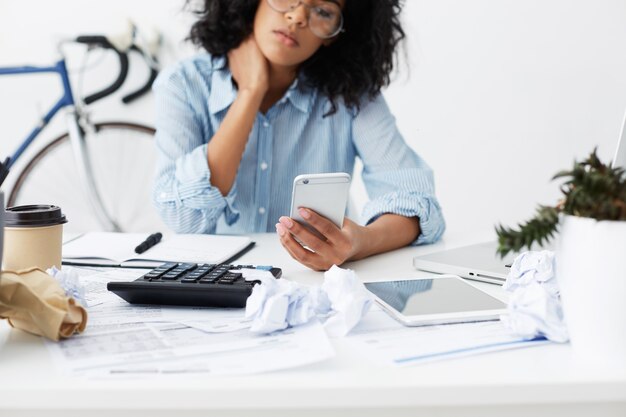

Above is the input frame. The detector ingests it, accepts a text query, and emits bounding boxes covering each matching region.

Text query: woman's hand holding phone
[276,208,367,271]
[279,172,357,270]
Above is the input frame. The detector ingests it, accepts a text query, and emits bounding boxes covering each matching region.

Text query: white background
[1,0,625,240]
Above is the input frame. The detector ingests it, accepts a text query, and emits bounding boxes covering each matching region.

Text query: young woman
[153,0,445,270]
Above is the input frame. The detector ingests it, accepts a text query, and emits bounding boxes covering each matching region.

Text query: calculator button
[178,263,198,271]
[181,278,199,283]
[208,270,227,278]
[183,275,202,281]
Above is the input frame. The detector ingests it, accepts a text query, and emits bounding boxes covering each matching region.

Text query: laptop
[414,109,626,285]
[413,241,516,284]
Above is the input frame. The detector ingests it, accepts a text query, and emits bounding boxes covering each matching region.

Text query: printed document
[47,320,333,376]
[346,307,548,366]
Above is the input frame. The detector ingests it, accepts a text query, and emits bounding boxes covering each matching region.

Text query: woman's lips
[273,30,299,47]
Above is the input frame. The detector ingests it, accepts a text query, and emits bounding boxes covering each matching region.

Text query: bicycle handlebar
[121,45,159,104]
[74,34,158,105]
[75,35,130,105]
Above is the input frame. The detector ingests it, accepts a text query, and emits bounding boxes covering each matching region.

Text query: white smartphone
[290,173,351,239]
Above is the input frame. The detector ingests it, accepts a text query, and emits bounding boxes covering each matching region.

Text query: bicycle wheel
[8,122,169,233]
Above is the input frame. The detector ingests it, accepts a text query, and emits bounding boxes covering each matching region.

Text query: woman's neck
[260,64,298,113]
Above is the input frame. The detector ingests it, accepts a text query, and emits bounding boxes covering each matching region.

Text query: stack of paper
[46,268,550,378]
[45,268,335,377]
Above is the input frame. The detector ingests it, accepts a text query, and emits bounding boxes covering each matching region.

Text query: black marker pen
[135,232,163,254]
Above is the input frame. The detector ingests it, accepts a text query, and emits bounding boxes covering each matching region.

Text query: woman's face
[253,0,345,69]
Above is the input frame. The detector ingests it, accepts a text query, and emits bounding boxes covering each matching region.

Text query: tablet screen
[364,278,505,316]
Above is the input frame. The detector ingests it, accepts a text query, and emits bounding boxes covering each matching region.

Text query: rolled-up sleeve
[152,66,239,233]
[353,94,445,245]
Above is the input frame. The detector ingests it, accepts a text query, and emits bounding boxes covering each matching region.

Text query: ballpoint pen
[134,232,163,254]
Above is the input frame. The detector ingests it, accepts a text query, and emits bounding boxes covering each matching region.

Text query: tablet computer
[364,275,507,326]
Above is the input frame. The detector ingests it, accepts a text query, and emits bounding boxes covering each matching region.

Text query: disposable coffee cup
[2,204,67,272]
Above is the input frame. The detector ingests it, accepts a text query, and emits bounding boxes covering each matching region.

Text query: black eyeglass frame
[266,0,345,39]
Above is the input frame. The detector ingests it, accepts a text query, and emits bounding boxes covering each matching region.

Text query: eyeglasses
[267,0,344,39]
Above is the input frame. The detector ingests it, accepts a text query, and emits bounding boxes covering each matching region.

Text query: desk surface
[1,233,625,417]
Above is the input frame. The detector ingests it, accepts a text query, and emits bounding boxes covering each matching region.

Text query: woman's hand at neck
[228,35,298,114]
[228,36,269,97]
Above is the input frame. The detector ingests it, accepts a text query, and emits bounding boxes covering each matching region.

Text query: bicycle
[0,27,165,233]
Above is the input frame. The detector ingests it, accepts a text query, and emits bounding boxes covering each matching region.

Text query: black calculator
[107,262,282,308]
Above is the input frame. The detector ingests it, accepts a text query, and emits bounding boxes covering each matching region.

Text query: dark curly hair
[188,0,405,114]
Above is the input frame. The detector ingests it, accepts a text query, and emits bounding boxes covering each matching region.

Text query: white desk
[1,233,625,417]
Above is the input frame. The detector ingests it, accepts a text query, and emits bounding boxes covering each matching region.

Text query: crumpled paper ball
[500,250,568,342]
[245,265,372,337]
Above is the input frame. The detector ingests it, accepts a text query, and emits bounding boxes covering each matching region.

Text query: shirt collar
[208,57,237,115]
[283,77,315,114]
[208,56,315,115]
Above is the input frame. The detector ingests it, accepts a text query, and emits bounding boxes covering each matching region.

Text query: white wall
[2,0,626,240]
[384,0,626,241]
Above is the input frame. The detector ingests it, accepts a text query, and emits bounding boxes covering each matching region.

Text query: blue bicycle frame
[0,59,75,170]
[0,58,122,230]
[0,34,155,231]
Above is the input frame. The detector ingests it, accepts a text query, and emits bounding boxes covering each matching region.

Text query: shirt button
[260,162,268,171]
[259,207,266,214]
[263,121,270,128]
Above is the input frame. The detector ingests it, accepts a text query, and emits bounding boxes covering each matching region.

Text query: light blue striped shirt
[152,54,445,245]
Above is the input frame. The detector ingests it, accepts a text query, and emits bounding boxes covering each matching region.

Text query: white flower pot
[556,215,626,367]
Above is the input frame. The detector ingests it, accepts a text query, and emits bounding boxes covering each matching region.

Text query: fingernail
[299,208,310,219]
[279,216,293,228]
[276,223,286,236]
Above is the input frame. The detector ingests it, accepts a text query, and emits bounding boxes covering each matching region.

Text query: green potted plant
[496,149,626,367]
